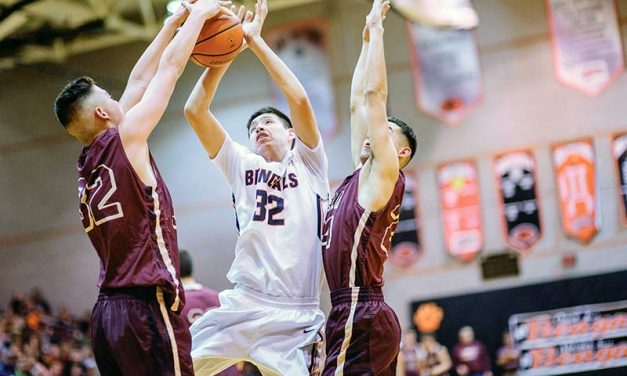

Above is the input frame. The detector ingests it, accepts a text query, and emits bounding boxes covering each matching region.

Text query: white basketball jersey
[213,136,329,300]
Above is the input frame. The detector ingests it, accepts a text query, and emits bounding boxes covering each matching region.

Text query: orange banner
[437,160,483,261]
[552,139,598,244]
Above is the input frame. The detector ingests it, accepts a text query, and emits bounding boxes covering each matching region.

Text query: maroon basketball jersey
[181,283,219,326]
[322,168,405,291]
[77,128,184,310]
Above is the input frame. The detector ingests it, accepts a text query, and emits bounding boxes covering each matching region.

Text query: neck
[261,147,287,162]
[78,120,116,145]
[181,276,195,285]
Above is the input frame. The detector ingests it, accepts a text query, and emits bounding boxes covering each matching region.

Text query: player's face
[248,113,294,156]
[359,122,410,164]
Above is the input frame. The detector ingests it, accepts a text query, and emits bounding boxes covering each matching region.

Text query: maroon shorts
[323,287,401,375]
[91,286,193,376]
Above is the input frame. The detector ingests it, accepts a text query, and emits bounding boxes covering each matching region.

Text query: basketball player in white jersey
[184,1,328,375]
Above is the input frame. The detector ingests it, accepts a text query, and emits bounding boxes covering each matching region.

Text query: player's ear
[95,107,110,121]
[287,128,296,141]
[398,146,411,159]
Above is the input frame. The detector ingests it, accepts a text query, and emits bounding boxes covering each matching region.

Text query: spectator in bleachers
[496,331,519,376]
[416,334,452,376]
[0,289,97,376]
[398,330,421,375]
[452,326,492,376]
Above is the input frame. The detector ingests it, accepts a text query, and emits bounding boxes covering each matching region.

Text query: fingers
[245,9,254,23]
[180,1,191,12]
[382,0,391,16]
[237,5,245,20]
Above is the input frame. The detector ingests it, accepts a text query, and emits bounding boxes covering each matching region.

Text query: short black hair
[179,249,193,278]
[246,106,293,133]
[54,76,96,128]
[388,116,417,162]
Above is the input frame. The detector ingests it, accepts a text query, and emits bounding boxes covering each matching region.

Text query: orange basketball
[191,12,244,68]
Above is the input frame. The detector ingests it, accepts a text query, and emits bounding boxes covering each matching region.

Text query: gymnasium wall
[1,0,627,327]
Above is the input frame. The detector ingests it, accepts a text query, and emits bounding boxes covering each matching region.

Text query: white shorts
[190,285,325,376]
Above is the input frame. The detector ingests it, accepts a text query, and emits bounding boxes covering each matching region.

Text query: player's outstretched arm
[119,2,193,112]
[350,24,371,168]
[121,0,231,148]
[243,0,320,149]
[360,0,398,212]
[184,64,232,158]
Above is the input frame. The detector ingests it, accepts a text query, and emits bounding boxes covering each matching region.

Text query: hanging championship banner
[436,160,483,261]
[509,300,627,375]
[494,151,543,251]
[546,0,624,96]
[266,19,338,140]
[406,23,482,125]
[552,139,598,244]
[612,132,627,227]
[390,170,423,268]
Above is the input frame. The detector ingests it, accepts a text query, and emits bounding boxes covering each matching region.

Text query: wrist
[164,15,183,28]
[245,35,264,48]
[368,24,384,33]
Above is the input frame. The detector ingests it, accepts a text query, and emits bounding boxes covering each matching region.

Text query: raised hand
[168,1,193,27]
[366,0,391,29]
[189,0,232,19]
[242,0,268,42]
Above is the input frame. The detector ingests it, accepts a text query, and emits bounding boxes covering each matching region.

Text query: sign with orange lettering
[509,300,627,375]
[612,132,627,227]
[494,151,543,251]
[406,23,482,125]
[437,160,483,261]
[547,0,624,95]
[552,139,598,244]
[390,170,423,268]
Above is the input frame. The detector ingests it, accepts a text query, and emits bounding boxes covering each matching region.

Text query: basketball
[191,12,244,68]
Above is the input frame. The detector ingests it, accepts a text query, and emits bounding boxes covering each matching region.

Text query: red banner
[494,150,543,252]
[266,18,338,140]
[436,160,483,261]
[553,139,598,244]
[546,0,624,95]
[406,23,482,125]
[612,132,627,227]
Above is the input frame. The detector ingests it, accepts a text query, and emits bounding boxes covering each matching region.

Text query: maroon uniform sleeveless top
[77,128,184,310]
[322,168,405,292]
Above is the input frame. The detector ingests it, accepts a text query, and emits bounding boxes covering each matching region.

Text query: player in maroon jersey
[321,1,417,375]
[179,250,246,376]
[52,1,232,375]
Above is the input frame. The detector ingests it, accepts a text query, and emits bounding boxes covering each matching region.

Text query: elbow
[364,87,386,104]
[349,96,364,114]
[183,101,198,119]
[289,90,309,107]
[184,101,204,123]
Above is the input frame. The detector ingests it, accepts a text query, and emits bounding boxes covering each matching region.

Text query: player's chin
[360,149,371,160]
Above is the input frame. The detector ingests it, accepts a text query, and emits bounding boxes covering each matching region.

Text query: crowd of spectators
[399,326,520,376]
[0,289,96,376]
